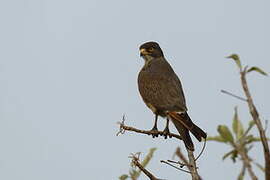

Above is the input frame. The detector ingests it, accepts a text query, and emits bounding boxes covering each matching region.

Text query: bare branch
[187,150,201,180]
[174,147,190,168]
[240,70,270,179]
[167,159,187,168]
[238,164,246,180]
[164,139,206,170]
[117,116,205,180]
[175,147,202,180]
[116,116,182,140]
[130,154,161,180]
[160,160,191,174]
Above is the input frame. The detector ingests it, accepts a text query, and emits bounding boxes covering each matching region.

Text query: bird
[137,41,207,151]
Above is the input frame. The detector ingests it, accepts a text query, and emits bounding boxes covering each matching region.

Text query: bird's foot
[162,127,172,139]
[149,126,159,138]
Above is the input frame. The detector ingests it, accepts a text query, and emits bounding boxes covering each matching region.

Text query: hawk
[137,41,207,151]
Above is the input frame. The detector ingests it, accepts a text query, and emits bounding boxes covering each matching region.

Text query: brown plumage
[137,41,207,151]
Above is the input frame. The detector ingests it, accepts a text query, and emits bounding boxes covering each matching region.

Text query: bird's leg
[150,114,159,138]
[162,118,172,139]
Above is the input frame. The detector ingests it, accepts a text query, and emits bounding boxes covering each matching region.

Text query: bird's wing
[138,67,187,112]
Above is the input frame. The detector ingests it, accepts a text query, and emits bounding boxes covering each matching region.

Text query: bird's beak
[140,48,148,57]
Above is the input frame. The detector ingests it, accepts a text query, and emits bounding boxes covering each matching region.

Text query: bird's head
[139,41,164,61]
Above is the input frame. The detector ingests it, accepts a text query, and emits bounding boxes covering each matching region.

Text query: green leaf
[247,66,268,76]
[119,174,129,180]
[218,125,234,143]
[140,148,157,167]
[246,136,270,143]
[237,172,245,180]
[249,120,255,128]
[222,150,235,160]
[240,121,255,142]
[129,169,138,179]
[232,107,244,140]
[226,54,242,70]
[221,148,240,163]
[244,135,255,144]
[207,136,227,142]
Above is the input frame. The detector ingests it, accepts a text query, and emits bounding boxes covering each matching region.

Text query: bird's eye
[148,47,154,52]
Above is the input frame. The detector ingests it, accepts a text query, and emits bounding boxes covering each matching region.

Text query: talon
[149,127,159,138]
[162,127,170,139]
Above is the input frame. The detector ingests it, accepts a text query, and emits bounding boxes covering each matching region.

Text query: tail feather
[170,117,194,151]
[168,112,207,150]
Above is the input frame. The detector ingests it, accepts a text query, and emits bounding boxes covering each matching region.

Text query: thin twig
[168,139,206,166]
[239,164,246,180]
[252,161,266,172]
[240,69,270,179]
[167,159,186,168]
[175,147,190,168]
[175,147,201,180]
[160,160,191,174]
[161,141,206,180]
[221,89,247,102]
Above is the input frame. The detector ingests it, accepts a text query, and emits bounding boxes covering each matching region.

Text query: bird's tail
[168,112,207,151]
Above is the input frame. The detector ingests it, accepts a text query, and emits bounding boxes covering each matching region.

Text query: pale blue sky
[0,0,269,179]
